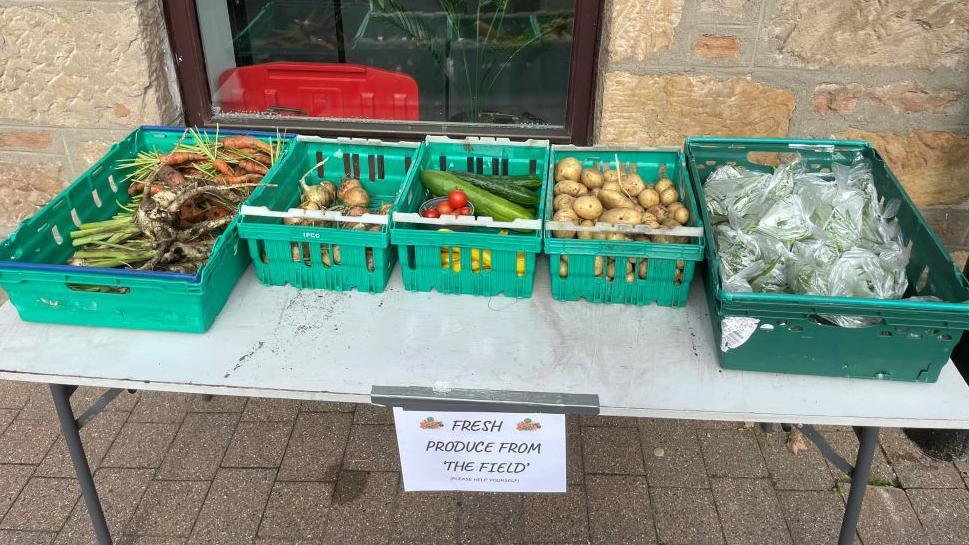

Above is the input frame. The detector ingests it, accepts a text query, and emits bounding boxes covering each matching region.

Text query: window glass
[197,1,576,129]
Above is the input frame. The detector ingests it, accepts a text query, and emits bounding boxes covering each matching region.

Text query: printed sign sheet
[393,408,567,492]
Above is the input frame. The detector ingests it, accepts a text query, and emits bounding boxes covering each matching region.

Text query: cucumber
[450,173,538,206]
[419,170,535,222]
[453,172,542,190]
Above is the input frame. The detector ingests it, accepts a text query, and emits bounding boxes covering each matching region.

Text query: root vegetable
[554,157,582,182]
[378,202,393,215]
[600,207,642,225]
[553,180,587,198]
[672,206,690,224]
[638,258,648,279]
[641,212,660,228]
[594,256,604,276]
[660,188,679,205]
[603,168,619,184]
[237,158,269,175]
[558,256,569,278]
[602,181,621,193]
[619,164,646,196]
[648,205,669,222]
[212,159,234,175]
[553,194,576,211]
[626,272,636,283]
[577,219,595,240]
[551,210,578,238]
[341,187,371,208]
[337,179,362,200]
[580,167,604,189]
[655,178,674,194]
[606,232,630,241]
[347,206,368,216]
[220,136,273,155]
[155,165,188,187]
[214,173,263,185]
[572,196,603,220]
[597,189,636,210]
[161,152,207,166]
[606,258,616,280]
[638,188,660,208]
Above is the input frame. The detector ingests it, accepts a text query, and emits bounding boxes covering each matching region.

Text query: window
[163,0,602,143]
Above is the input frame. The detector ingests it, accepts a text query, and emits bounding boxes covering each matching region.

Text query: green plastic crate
[0,126,292,333]
[544,146,705,306]
[238,135,421,292]
[686,137,969,382]
[391,136,550,297]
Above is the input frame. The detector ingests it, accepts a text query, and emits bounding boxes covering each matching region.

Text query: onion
[342,187,370,208]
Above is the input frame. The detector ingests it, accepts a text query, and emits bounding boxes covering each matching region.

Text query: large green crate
[544,146,704,307]
[686,137,969,382]
[0,126,292,333]
[238,135,421,292]
[391,136,550,297]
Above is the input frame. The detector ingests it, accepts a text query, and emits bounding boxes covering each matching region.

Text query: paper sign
[393,408,566,492]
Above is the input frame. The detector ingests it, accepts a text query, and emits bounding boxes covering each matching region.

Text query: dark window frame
[162,0,603,144]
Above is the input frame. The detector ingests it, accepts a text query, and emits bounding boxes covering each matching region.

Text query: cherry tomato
[448,189,469,209]
[436,201,454,214]
[458,206,472,216]
[423,209,440,218]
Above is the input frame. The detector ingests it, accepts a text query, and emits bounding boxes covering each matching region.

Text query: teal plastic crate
[238,135,421,292]
[0,126,292,333]
[544,146,704,306]
[686,137,969,382]
[391,136,550,297]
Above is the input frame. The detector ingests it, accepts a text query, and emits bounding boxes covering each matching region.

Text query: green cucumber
[452,172,542,190]
[450,173,538,206]
[419,170,535,222]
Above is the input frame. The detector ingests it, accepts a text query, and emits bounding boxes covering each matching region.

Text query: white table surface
[1,262,968,428]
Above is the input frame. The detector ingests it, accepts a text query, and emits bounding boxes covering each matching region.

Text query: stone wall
[597,0,969,252]
[0,0,180,235]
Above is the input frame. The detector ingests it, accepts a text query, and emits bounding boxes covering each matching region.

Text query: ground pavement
[0,380,967,545]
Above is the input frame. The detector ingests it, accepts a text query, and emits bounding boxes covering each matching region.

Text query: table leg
[837,426,879,545]
[49,384,113,545]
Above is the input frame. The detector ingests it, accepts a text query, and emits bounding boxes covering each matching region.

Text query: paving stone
[0,410,16,436]
[586,475,655,545]
[391,492,460,544]
[697,420,746,430]
[157,413,239,480]
[69,387,138,414]
[353,405,394,425]
[776,490,848,545]
[299,401,355,413]
[907,488,969,545]
[650,487,724,545]
[120,537,188,545]
[880,428,965,489]
[580,415,642,427]
[0,531,56,545]
[957,461,969,489]
[127,481,209,537]
[188,468,275,545]
[0,382,33,410]
[278,413,352,482]
[0,478,80,532]
[0,466,34,520]
[523,485,587,543]
[35,411,127,478]
[222,421,292,468]
[458,492,524,545]
[54,468,153,545]
[128,393,194,424]
[242,398,300,422]
[838,483,928,545]
[639,420,708,488]
[342,425,399,472]
[700,429,769,479]
[259,482,333,540]
[101,423,177,469]
[711,478,793,545]
[253,539,320,545]
[821,430,897,485]
[757,430,832,490]
[17,392,56,422]
[581,426,645,475]
[0,417,59,465]
[188,396,246,413]
[320,471,399,545]
[566,420,583,485]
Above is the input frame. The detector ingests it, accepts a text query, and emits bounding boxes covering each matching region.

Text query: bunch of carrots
[68,128,284,273]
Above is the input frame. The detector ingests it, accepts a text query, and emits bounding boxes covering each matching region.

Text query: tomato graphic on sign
[419,417,444,430]
[516,418,541,431]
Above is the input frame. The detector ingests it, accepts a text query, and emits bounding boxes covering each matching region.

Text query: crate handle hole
[107,174,118,193]
[66,284,130,295]
[256,240,268,264]
[320,245,332,268]
[365,247,374,272]
[333,244,342,266]
[516,251,526,277]
[638,258,648,280]
[51,226,63,245]
[940,334,953,341]
[925,328,940,335]
[405,246,416,270]
[916,265,930,293]
[91,189,102,208]
[70,209,82,228]
[879,330,893,337]
[301,242,312,267]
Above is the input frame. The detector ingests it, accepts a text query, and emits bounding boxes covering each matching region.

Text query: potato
[672,206,690,224]
[553,194,576,212]
[638,258,648,279]
[594,255,604,276]
[641,212,660,228]
[590,230,607,240]
[553,180,587,198]
[602,181,621,192]
[626,272,636,283]
[606,232,630,241]
[558,255,569,278]
[619,173,646,197]
[660,188,679,205]
[576,219,596,240]
[655,178,674,194]
[572,196,603,220]
[638,188,660,208]
[580,168,604,189]
[633,204,644,213]
[662,218,681,229]
[647,204,669,222]
[603,169,620,184]
[606,258,616,280]
[551,210,578,238]
[600,207,642,225]
[554,157,582,182]
[591,188,601,197]
[597,189,636,210]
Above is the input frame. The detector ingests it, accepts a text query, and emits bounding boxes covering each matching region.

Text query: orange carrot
[214,173,264,186]
[237,159,268,175]
[212,159,234,175]
[220,136,272,154]
[161,152,207,166]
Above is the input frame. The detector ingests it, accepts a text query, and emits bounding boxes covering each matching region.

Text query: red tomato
[458,206,472,216]
[436,201,454,214]
[423,209,440,218]
[448,190,469,209]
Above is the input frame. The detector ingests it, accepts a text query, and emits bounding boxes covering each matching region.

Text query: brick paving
[0,382,967,545]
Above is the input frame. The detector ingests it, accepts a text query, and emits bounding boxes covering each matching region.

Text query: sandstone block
[598,73,795,146]
[692,35,742,59]
[768,0,969,69]
[605,0,684,62]
[812,82,960,114]
[697,0,754,18]
[0,130,54,152]
[0,155,68,227]
[839,129,969,207]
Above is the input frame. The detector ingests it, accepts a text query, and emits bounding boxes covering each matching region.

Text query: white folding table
[2,264,968,545]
